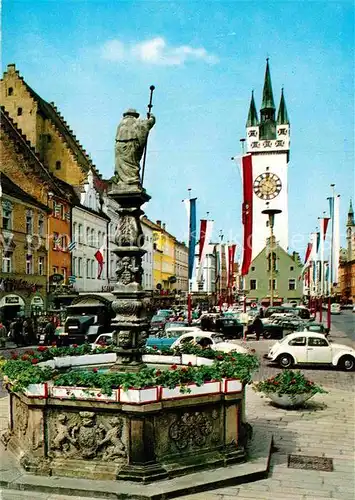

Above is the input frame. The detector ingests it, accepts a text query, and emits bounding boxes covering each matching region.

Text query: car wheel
[263,330,272,339]
[278,354,294,368]
[339,356,355,371]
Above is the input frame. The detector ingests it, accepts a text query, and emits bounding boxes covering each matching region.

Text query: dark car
[215,317,243,339]
[150,315,167,335]
[58,315,110,346]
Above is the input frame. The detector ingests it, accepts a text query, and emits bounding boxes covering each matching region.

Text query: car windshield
[151,315,164,322]
[211,334,223,343]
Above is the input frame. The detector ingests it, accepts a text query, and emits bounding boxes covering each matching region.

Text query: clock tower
[246,59,290,259]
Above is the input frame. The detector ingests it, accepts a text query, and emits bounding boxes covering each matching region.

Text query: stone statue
[114,109,156,187]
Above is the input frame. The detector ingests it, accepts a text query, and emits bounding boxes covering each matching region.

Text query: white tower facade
[245,60,290,259]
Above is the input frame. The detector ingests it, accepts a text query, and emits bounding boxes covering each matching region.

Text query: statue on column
[114,109,156,188]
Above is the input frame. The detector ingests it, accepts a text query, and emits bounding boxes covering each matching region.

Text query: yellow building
[1,64,102,186]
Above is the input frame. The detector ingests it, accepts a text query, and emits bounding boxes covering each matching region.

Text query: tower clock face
[253,172,282,200]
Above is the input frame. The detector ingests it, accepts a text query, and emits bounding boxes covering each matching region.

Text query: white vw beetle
[171,331,249,354]
[266,331,355,371]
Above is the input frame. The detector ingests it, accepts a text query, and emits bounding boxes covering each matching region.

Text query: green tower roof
[261,58,275,110]
[246,90,259,127]
[347,199,354,226]
[277,88,290,125]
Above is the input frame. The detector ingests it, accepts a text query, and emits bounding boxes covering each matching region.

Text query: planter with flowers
[254,370,327,408]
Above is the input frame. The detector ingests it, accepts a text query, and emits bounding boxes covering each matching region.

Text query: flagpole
[328,184,335,330]
[187,188,192,324]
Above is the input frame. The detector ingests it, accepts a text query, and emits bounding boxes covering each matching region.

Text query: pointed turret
[261,58,275,111]
[259,59,276,140]
[246,91,259,127]
[347,199,354,226]
[277,88,289,125]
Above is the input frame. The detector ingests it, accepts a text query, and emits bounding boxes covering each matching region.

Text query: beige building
[175,240,188,293]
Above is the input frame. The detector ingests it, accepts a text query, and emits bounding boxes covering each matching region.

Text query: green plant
[1,360,54,393]
[254,370,327,397]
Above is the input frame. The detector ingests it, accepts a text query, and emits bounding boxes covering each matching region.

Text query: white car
[330,303,341,315]
[170,331,249,354]
[266,331,355,371]
[91,332,114,348]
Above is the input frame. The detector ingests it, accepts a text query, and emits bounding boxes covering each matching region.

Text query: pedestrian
[0,321,7,348]
[251,315,264,341]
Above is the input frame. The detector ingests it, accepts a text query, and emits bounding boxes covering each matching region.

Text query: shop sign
[32,296,44,305]
[5,296,20,304]
[50,274,64,283]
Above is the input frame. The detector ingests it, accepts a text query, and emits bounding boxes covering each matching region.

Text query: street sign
[68,276,76,283]
[251,302,257,308]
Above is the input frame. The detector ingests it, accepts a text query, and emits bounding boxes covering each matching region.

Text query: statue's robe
[115,115,155,185]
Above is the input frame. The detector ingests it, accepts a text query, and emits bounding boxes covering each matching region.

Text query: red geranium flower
[217,355,224,360]
[31,358,39,364]
[10,352,18,360]
[153,345,158,350]
[171,364,177,370]
[187,362,192,367]
[26,350,35,356]
[93,368,98,373]
[37,346,47,352]
[155,370,162,377]
[21,354,29,361]
[73,344,78,348]
[181,367,188,372]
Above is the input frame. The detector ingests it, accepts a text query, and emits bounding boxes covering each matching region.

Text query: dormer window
[55,160,61,170]
[17,107,23,116]
[8,87,13,96]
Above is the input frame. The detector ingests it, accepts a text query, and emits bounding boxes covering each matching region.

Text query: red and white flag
[298,242,312,280]
[241,155,253,276]
[94,245,105,279]
[322,217,330,240]
[228,244,237,288]
[197,219,214,281]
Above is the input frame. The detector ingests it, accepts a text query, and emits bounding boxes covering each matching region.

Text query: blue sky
[2,0,354,258]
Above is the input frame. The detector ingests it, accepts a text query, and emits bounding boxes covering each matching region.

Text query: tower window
[17,107,23,116]
[47,134,52,143]
[8,87,13,96]
[55,160,61,170]
[290,266,294,271]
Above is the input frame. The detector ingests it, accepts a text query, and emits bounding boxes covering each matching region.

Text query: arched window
[55,160,61,170]
[86,227,90,245]
[8,87,13,96]
[17,107,23,116]
[91,229,95,247]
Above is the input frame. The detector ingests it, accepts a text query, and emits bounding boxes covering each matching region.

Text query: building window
[91,260,95,279]
[61,235,67,251]
[288,279,296,290]
[73,222,77,243]
[2,204,12,230]
[198,282,204,291]
[26,254,33,274]
[78,224,83,243]
[60,205,65,219]
[250,279,257,290]
[53,201,61,218]
[55,160,61,170]
[8,87,13,96]
[53,232,59,249]
[25,210,33,234]
[86,259,91,278]
[290,266,294,271]
[98,231,101,248]
[86,227,90,245]
[91,229,95,247]
[251,266,255,271]
[268,279,277,291]
[38,214,45,237]
[53,266,58,274]
[2,252,12,273]
[61,267,67,281]
[73,257,77,276]
[17,107,22,116]
[78,258,83,277]
[110,259,114,278]
[38,256,44,275]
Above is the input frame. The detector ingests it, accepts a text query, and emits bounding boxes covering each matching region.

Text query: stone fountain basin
[3,352,248,483]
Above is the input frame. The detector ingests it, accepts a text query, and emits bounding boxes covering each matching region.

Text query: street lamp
[262,207,282,307]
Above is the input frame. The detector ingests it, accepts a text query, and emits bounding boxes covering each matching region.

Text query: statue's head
[123,108,139,118]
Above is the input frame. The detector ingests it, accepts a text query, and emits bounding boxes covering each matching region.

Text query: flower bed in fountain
[0,344,259,482]
[1,343,258,403]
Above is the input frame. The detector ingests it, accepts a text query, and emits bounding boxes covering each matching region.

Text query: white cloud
[100,37,218,66]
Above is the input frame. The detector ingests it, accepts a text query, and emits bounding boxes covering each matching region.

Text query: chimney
[162,223,166,231]
[156,220,161,227]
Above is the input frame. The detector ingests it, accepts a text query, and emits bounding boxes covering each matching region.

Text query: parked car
[157,309,174,318]
[265,331,355,371]
[302,322,330,336]
[150,315,168,334]
[146,326,201,350]
[170,331,249,354]
[91,332,114,348]
[330,303,341,315]
[215,317,243,339]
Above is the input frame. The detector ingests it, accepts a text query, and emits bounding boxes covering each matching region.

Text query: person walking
[251,315,264,341]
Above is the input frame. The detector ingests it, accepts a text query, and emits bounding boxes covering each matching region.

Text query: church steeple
[277,88,289,125]
[347,199,354,226]
[246,90,259,127]
[259,59,276,139]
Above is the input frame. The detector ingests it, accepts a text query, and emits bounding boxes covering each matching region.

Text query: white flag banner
[333,195,340,285]
[224,244,229,287]
[197,220,214,281]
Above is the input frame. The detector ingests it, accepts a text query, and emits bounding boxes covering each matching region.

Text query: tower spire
[246,90,259,127]
[277,88,290,125]
[347,199,354,226]
[261,58,275,111]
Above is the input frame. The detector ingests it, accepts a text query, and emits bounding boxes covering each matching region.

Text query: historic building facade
[0,173,49,320]
[339,201,355,303]
[141,216,154,292]
[175,240,188,293]
[72,171,109,293]
[245,59,290,259]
